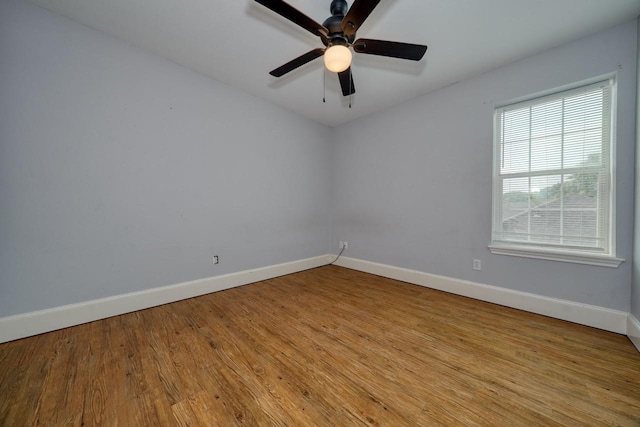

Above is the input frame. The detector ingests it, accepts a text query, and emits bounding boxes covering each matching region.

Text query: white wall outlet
[472,259,481,271]
[213,255,219,265]
[339,241,348,249]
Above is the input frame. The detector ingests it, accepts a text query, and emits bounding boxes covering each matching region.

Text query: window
[490,78,623,267]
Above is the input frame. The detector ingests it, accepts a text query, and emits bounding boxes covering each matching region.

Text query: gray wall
[0,0,333,317]
[332,21,637,312]
[633,17,640,319]
[1,0,637,320]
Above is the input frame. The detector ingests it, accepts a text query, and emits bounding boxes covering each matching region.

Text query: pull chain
[323,69,326,103]
[349,70,353,108]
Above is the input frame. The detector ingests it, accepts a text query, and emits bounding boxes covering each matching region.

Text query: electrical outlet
[472,259,481,271]
[342,241,348,249]
[213,255,219,265]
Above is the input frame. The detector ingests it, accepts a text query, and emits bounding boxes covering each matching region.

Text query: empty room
[2,0,640,425]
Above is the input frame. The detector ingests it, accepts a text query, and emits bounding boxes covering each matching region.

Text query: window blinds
[493,79,613,253]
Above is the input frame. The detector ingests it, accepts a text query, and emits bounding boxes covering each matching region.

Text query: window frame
[489,76,624,268]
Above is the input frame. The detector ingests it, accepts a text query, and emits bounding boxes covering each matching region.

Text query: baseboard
[628,314,640,352]
[334,256,628,334]
[0,254,333,343]
[2,254,631,344]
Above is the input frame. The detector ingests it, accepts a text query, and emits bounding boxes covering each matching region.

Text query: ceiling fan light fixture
[324,45,352,73]
[255,0,427,97]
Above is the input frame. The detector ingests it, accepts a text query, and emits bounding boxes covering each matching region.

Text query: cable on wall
[328,245,346,265]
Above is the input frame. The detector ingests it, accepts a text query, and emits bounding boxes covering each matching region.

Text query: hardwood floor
[1,265,639,426]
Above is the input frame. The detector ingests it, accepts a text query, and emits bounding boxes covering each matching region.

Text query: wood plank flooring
[1,265,639,426]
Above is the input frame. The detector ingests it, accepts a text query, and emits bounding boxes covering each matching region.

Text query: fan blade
[338,67,356,96]
[353,38,427,60]
[255,0,328,40]
[270,48,325,77]
[341,0,381,37]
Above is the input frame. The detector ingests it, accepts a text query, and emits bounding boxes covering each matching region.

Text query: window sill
[488,244,625,268]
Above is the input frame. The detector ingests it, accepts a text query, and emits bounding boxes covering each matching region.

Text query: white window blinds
[492,79,615,257]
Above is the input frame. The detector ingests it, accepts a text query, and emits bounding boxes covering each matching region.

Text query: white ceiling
[26,0,640,127]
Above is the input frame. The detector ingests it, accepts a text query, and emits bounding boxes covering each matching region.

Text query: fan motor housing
[323,0,355,46]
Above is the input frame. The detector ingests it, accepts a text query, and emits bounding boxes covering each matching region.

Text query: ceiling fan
[255,0,428,97]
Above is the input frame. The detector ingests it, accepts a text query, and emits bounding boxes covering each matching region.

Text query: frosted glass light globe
[324,45,352,73]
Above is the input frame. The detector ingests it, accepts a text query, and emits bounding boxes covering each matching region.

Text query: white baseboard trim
[334,256,628,334]
[0,254,333,344]
[627,314,640,352]
[2,254,632,344]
